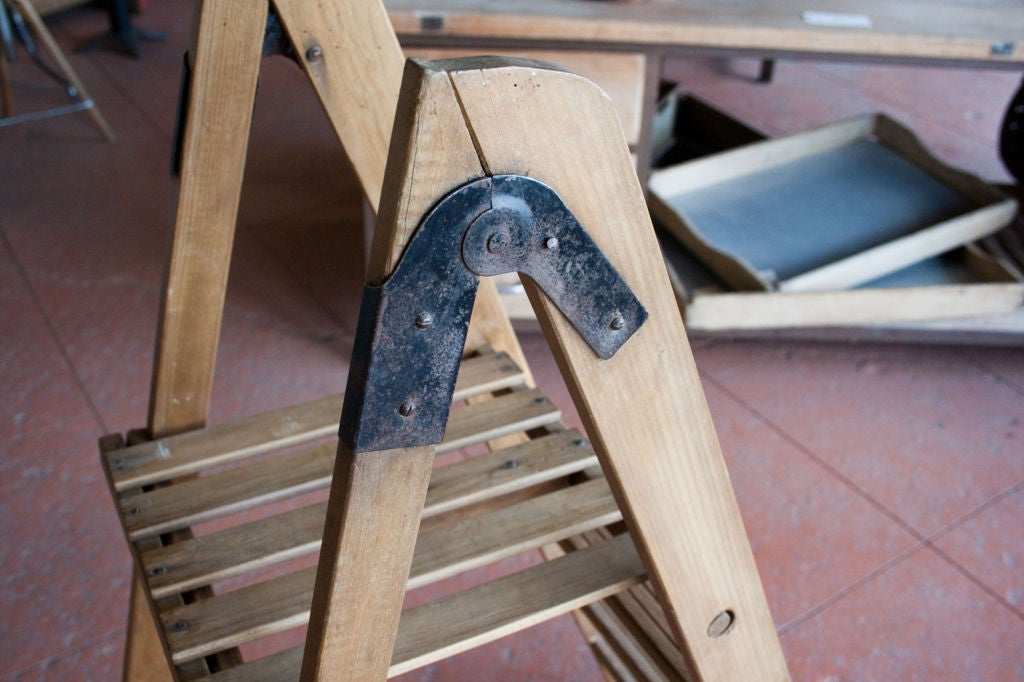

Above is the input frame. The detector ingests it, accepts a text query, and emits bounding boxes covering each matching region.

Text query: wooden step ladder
[99,2,789,680]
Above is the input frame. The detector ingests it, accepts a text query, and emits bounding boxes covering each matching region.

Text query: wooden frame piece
[661,237,1024,333]
[147,0,527,440]
[385,0,1024,67]
[422,56,788,680]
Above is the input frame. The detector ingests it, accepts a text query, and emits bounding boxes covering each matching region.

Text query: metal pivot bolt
[609,314,626,331]
[486,232,509,253]
[460,176,647,359]
[305,45,323,62]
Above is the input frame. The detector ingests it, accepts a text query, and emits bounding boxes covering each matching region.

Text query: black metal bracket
[340,175,647,452]
[462,175,648,359]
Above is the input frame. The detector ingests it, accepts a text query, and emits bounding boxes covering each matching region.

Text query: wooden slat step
[106,351,526,492]
[197,532,645,682]
[142,429,598,599]
[411,477,621,587]
[121,386,559,540]
[585,600,674,682]
[161,478,623,664]
[571,529,692,681]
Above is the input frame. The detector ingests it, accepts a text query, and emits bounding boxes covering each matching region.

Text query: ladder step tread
[106,351,526,491]
[196,532,644,681]
[162,478,623,664]
[121,386,559,541]
[142,429,599,599]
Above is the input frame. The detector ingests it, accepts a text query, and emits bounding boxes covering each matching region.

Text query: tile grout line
[704,370,1024,629]
[956,350,1024,398]
[700,371,936,633]
[0,230,110,435]
[702,372,930,544]
[776,543,922,635]
[919,479,1024,623]
[924,540,1024,624]
[240,219,359,336]
[779,481,1024,631]
[924,478,1024,542]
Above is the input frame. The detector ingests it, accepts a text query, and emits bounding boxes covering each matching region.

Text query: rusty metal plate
[462,174,647,359]
[339,180,490,452]
[341,174,647,452]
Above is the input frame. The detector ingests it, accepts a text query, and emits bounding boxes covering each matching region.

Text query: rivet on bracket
[415,312,434,330]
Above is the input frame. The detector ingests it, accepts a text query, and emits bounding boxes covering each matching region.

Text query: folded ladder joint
[462,175,648,359]
[341,174,647,453]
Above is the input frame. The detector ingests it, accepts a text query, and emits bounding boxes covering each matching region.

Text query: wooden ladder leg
[125,2,266,680]
[299,55,544,680]
[433,58,790,681]
[273,0,531,379]
[147,0,267,437]
[301,61,489,682]
[8,0,115,140]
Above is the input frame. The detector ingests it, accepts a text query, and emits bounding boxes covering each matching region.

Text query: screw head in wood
[305,45,324,62]
[174,620,190,632]
[398,401,416,417]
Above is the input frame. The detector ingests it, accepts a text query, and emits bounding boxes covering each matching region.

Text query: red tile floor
[1,2,1022,680]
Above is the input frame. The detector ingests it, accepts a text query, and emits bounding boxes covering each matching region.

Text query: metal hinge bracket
[340,175,647,452]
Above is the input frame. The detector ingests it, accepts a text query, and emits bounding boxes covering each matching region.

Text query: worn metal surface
[342,174,647,452]
[463,175,648,359]
[339,181,490,452]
